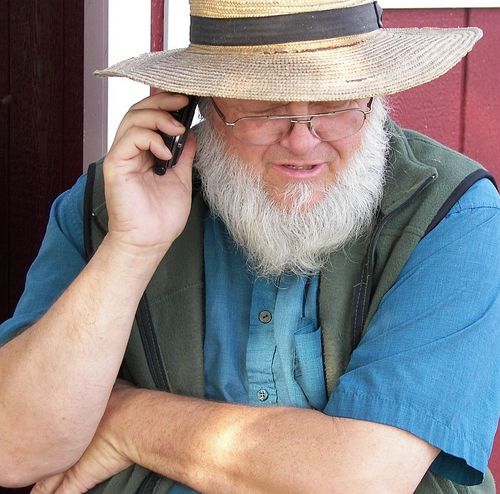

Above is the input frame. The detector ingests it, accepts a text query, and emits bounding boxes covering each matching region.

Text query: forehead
[216,97,355,113]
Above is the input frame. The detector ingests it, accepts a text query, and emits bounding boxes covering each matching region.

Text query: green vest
[85,121,496,493]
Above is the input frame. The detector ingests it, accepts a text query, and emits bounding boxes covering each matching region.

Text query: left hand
[31,381,136,494]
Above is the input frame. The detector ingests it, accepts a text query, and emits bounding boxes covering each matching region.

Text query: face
[209,97,372,209]
[195,97,389,277]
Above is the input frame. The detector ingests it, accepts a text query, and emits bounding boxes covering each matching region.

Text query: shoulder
[50,173,87,241]
[402,127,480,169]
[390,123,488,189]
[385,121,497,235]
[447,178,499,214]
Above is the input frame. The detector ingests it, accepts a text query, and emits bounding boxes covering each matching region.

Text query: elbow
[0,462,65,489]
[0,447,76,488]
[0,457,35,488]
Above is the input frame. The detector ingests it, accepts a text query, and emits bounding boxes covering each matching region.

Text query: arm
[36,386,438,494]
[32,184,500,493]
[120,390,439,494]
[0,93,196,487]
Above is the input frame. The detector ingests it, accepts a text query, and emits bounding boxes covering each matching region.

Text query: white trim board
[107,0,151,150]
[84,0,108,169]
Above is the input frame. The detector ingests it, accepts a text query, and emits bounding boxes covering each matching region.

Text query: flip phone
[153,95,200,175]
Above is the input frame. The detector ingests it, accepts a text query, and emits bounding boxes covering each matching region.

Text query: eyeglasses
[210,97,373,146]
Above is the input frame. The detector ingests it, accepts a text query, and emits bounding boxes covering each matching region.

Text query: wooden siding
[0,1,9,328]
[0,0,84,323]
[385,9,500,181]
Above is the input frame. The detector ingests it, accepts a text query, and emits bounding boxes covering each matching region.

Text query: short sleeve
[0,174,87,345]
[324,179,500,486]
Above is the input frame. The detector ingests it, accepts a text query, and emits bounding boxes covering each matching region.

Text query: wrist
[98,233,169,276]
[105,231,171,258]
[104,386,153,464]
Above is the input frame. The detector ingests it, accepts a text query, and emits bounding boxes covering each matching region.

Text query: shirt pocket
[294,320,327,410]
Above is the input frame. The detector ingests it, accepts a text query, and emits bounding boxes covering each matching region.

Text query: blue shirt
[1,175,499,488]
[204,216,326,410]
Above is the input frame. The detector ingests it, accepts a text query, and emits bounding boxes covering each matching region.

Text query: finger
[113,108,186,145]
[106,127,173,173]
[53,469,89,494]
[129,92,189,112]
[31,473,65,494]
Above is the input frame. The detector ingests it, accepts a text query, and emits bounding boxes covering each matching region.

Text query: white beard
[194,98,389,278]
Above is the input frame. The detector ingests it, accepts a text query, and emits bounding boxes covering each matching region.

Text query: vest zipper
[352,173,437,348]
[135,295,172,493]
[136,295,172,392]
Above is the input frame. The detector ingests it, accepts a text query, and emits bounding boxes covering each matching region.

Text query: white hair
[194,98,389,277]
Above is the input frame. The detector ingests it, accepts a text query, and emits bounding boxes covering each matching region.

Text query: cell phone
[153,95,200,175]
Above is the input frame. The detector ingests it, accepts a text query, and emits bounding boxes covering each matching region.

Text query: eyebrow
[235,101,287,114]
[235,100,356,115]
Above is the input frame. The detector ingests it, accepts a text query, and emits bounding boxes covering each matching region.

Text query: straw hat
[95,0,482,102]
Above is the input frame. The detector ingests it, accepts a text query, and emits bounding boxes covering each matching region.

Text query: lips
[275,162,325,175]
[283,164,316,170]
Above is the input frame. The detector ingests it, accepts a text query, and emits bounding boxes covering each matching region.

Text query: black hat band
[190,2,383,47]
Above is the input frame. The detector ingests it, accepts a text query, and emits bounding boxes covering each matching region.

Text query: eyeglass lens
[233,109,366,145]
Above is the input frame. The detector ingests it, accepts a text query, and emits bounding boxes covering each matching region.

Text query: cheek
[331,135,362,165]
[239,147,267,170]
[226,140,269,177]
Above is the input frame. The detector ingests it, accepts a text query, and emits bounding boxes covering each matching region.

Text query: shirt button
[257,389,269,401]
[258,310,272,324]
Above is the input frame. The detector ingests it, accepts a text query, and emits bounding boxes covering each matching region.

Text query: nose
[278,119,321,156]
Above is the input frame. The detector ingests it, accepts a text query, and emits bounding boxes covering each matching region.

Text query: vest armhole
[424,170,498,235]
[83,162,97,261]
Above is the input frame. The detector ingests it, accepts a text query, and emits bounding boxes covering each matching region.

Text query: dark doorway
[0,0,84,328]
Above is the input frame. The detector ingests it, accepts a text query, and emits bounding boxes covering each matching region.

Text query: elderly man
[0,1,498,493]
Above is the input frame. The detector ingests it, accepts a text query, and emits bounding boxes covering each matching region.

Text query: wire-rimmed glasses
[211,98,373,145]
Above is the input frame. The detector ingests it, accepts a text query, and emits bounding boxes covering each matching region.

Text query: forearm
[115,390,438,494]
[0,234,164,485]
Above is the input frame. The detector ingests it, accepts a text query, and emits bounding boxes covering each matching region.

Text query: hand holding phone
[154,95,199,175]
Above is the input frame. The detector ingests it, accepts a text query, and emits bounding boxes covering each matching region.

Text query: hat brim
[95,27,482,102]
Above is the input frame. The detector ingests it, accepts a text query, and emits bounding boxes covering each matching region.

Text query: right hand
[103,92,197,256]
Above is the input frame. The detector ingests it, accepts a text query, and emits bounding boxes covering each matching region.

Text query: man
[0,1,498,493]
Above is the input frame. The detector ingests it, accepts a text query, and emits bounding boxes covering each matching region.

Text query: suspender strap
[425,169,497,235]
[352,170,496,350]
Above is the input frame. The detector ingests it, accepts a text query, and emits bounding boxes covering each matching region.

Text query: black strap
[190,2,383,46]
[136,295,172,393]
[351,173,436,350]
[351,170,496,350]
[425,170,497,235]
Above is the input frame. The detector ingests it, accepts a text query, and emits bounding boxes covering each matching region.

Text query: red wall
[384,8,500,483]
[385,9,500,180]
